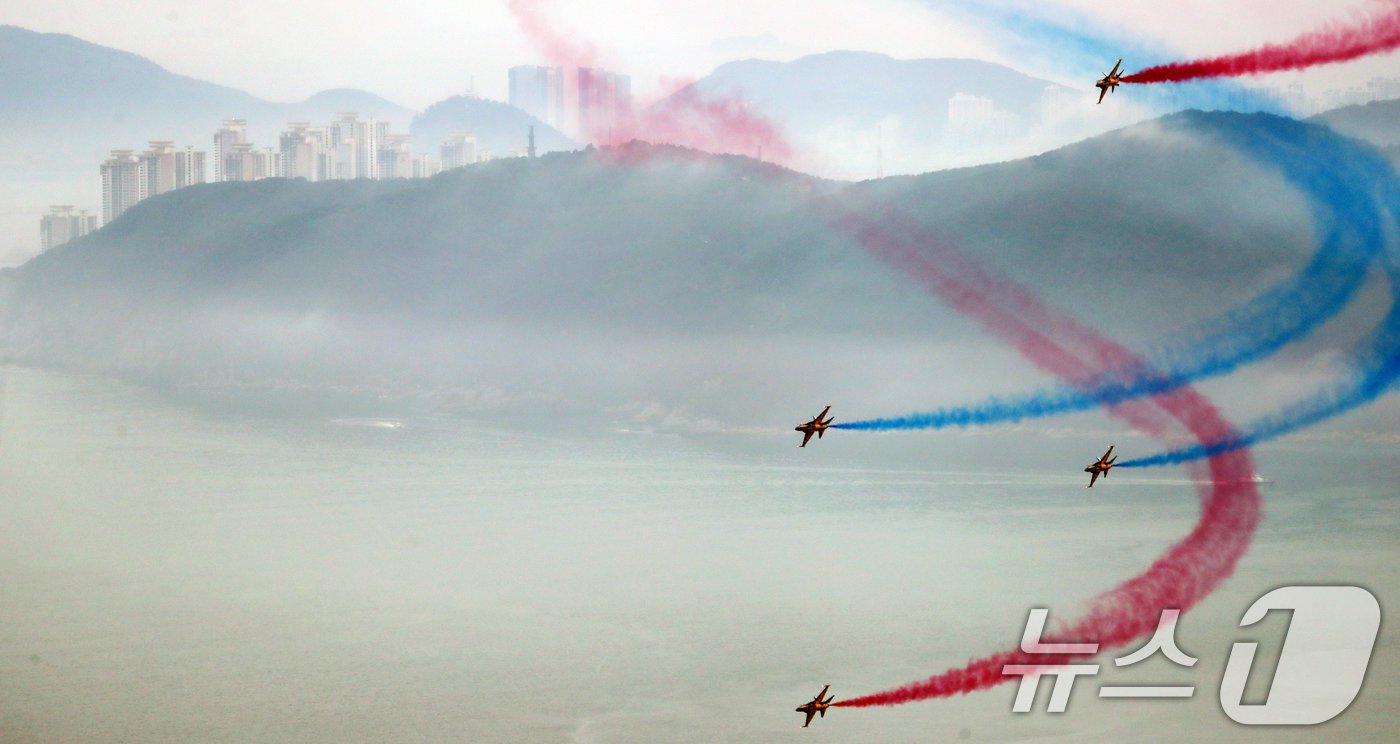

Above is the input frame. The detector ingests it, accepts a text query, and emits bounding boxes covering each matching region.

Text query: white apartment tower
[40,205,98,251]
[945,93,1018,151]
[138,141,179,199]
[212,119,248,182]
[440,132,478,170]
[509,65,565,129]
[176,146,207,188]
[100,150,142,224]
[280,123,331,181]
[331,112,360,179]
[377,134,414,179]
[358,117,387,179]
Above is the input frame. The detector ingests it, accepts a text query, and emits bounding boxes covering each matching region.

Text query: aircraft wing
[1088,470,1100,488]
[816,406,831,422]
[801,430,815,447]
[802,708,817,727]
[818,685,830,700]
[1097,86,1108,104]
[1102,445,1114,461]
[1110,58,1123,76]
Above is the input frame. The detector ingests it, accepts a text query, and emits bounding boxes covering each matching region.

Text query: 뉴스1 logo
[1003,585,1381,724]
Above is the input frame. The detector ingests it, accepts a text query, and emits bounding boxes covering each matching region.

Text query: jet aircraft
[796,685,835,728]
[1084,445,1118,487]
[795,405,834,447]
[1096,58,1125,104]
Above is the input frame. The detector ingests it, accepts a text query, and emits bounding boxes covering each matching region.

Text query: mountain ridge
[1310,97,1400,147]
[1,111,1370,424]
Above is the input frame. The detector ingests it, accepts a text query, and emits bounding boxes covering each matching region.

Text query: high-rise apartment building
[945,93,1019,151]
[137,141,207,196]
[509,65,566,129]
[1368,76,1400,101]
[440,132,478,170]
[223,142,251,182]
[39,205,98,250]
[359,118,387,180]
[280,123,331,181]
[577,67,631,142]
[100,150,142,224]
[378,134,414,179]
[219,142,278,182]
[252,147,279,180]
[330,112,360,179]
[212,119,247,182]
[176,146,207,189]
[411,156,438,179]
[138,141,179,199]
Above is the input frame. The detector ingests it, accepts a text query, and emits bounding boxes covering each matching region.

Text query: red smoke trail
[1124,4,1400,84]
[506,0,794,164]
[504,1,1262,709]
[506,0,600,69]
[610,85,795,164]
[830,207,1260,706]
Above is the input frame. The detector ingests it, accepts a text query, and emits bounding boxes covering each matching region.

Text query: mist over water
[2,365,1397,742]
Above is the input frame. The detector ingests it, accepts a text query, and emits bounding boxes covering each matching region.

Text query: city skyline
[48,111,533,249]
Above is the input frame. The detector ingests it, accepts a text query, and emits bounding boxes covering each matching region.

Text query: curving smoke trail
[506,0,793,164]
[1123,4,1400,84]
[1120,169,1400,469]
[504,0,1268,710]
[835,115,1392,434]
[834,129,1397,702]
[829,203,1260,707]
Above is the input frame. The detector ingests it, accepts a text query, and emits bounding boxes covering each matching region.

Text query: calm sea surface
[2,366,1397,742]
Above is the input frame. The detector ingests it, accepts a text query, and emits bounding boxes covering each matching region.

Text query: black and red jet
[1084,445,1118,487]
[1096,58,1125,104]
[795,685,835,727]
[795,405,834,447]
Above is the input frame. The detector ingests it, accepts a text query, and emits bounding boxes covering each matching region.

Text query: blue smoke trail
[837,113,1390,433]
[1120,165,1400,468]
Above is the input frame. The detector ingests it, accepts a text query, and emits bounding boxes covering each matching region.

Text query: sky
[2,0,1396,109]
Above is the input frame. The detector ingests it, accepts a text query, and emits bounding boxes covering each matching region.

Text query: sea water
[2,365,1397,742]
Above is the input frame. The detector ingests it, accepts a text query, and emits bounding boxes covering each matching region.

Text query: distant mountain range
[656,51,1086,178]
[0,26,415,170]
[1,111,1374,426]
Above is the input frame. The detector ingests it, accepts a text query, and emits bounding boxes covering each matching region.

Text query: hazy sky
[2,0,1395,109]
